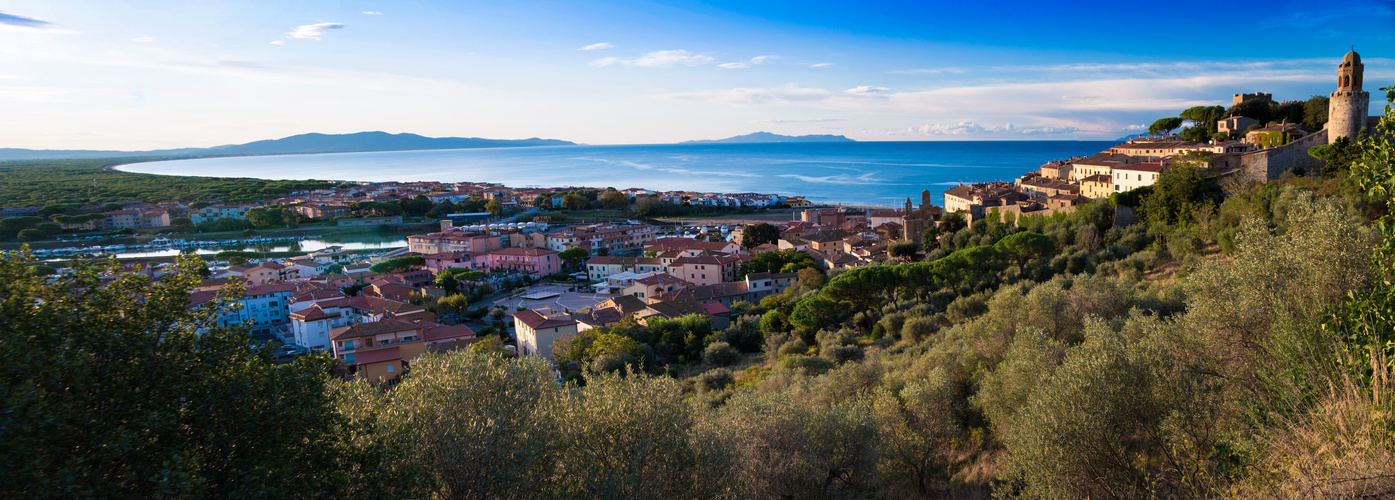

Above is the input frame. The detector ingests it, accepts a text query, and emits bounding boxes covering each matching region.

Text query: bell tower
[1329,49,1370,142]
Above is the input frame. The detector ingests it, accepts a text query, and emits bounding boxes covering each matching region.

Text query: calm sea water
[118,141,1117,207]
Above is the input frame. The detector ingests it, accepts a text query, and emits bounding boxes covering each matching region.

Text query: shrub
[777,339,809,358]
[901,317,937,342]
[821,345,864,364]
[703,342,741,367]
[694,368,734,392]
[777,354,835,375]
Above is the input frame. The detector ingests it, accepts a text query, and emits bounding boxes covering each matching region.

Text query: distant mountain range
[681,132,855,144]
[0,132,576,161]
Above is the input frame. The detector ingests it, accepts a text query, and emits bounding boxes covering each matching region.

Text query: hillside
[681,131,855,144]
[0,132,575,160]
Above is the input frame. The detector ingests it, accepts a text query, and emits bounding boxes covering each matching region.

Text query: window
[386,364,394,373]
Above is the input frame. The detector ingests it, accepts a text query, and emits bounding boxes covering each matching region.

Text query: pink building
[484,248,560,277]
[423,252,481,272]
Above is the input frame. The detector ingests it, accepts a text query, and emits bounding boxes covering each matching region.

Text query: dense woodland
[0,157,337,207]
[2,92,1393,499]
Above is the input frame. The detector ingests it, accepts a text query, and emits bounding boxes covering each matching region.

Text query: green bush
[694,368,734,392]
[777,354,835,375]
[702,342,741,367]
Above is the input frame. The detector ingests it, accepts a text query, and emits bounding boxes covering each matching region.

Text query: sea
[116,141,1118,207]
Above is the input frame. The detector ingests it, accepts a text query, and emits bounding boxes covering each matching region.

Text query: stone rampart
[1240,128,1328,180]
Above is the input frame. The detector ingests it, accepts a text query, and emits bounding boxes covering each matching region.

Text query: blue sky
[0,0,1390,149]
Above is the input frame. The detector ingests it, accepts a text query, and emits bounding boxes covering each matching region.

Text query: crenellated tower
[1329,49,1370,142]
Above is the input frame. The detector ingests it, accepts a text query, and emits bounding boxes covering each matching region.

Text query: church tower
[1329,49,1370,142]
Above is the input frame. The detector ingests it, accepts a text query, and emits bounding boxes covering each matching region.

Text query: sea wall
[1240,128,1328,180]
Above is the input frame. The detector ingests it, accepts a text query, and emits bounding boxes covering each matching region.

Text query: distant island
[681,131,855,144]
[0,131,575,161]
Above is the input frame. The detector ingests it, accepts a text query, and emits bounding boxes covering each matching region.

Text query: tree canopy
[740,223,781,248]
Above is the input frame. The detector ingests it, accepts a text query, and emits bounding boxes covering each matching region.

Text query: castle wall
[1240,128,1328,180]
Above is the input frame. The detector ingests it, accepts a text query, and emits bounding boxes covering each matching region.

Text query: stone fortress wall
[1240,49,1375,181]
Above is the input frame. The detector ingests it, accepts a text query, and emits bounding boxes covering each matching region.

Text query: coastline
[110,141,1118,207]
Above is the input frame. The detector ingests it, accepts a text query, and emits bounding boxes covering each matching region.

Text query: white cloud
[888,67,966,75]
[130,36,155,43]
[666,84,833,105]
[809,62,834,68]
[590,50,714,68]
[846,85,891,94]
[905,122,986,135]
[287,22,344,40]
[578,42,614,51]
[362,11,382,15]
[717,55,774,70]
[897,122,1081,136]
[760,118,846,124]
[269,40,285,45]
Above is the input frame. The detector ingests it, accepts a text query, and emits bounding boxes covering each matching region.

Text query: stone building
[1233,92,1272,106]
[900,189,943,243]
[1329,49,1371,143]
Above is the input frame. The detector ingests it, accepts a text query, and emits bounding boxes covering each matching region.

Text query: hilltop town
[4,50,1379,387]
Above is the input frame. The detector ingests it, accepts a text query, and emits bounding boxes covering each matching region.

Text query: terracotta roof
[701,302,731,315]
[245,283,297,297]
[575,307,624,326]
[423,324,476,342]
[289,304,341,322]
[490,247,558,257]
[1116,161,1167,173]
[634,273,689,286]
[352,346,402,365]
[644,300,705,318]
[330,319,420,341]
[513,309,578,329]
[670,254,741,266]
[291,289,347,303]
[657,282,751,302]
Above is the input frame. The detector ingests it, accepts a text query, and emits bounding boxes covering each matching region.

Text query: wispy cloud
[888,67,966,75]
[591,49,714,68]
[760,118,847,124]
[717,55,775,70]
[0,11,53,29]
[809,62,834,68]
[666,84,833,104]
[269,40,286,45]
[287,22,344,40]
[846,85,891,94]
[578,42,614,51]
[896,122,1083,136]
[362,11,382,15]
[130,36,155,43]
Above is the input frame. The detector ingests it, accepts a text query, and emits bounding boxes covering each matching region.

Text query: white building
[1112,161,1167,193]
[513,308,579,360]
[287,299,353,351]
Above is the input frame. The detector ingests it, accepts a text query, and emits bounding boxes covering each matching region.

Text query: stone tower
[920,189,933,209]
[1329,49,1370,142]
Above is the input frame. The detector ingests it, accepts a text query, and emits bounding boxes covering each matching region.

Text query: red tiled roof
[513,309,578,329]
[330,319,419,340]
[352,346,402,365]
[245,283,297,296]
[423,324,476,342]
[490,247,558,257]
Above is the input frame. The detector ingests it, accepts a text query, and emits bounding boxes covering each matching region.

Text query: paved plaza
[493,282,614,313]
